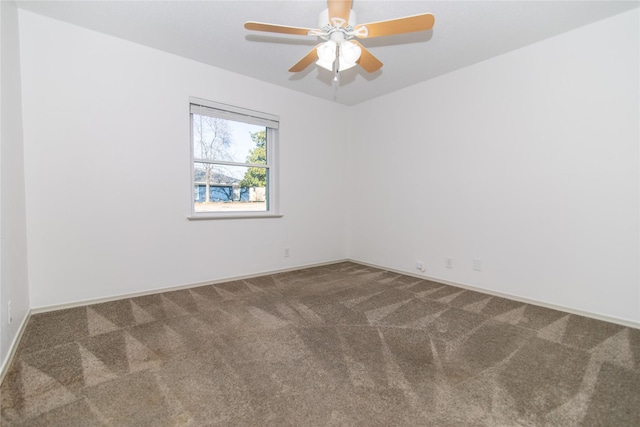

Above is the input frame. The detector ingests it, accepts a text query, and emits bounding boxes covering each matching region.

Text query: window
[189,98,280,219]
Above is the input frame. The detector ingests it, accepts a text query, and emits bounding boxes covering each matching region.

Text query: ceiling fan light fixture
[245,0,435,76]
[316,40,337,71]
[337,41,361,71]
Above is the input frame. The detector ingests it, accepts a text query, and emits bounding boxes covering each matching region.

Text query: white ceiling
[16,0,639,105]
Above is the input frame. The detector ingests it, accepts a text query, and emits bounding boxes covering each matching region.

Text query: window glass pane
[192,114,267,165]
[193,163,268,213]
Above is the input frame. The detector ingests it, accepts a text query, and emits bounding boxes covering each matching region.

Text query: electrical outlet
[473,258,482,272]
[445,257,453,269]
[7,300,12,325]
[416,261,426,272]
[284,248,290,258]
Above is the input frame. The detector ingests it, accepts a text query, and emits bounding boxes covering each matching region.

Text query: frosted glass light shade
[338,41,362,71]
[316,41,337,71]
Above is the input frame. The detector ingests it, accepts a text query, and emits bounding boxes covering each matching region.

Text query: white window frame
[188,97,281,220]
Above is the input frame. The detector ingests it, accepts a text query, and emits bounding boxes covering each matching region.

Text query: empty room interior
[1,0,639,425]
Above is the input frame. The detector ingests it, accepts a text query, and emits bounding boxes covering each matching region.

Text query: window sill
[187,213,283,221]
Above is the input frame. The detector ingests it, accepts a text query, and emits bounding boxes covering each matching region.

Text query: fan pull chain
[332,52,340,100]
[333,46,340,83]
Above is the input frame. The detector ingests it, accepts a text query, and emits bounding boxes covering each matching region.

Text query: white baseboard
[0,309,32,384]
[30,259,350,315]
[348,259,640,330]
[29,257,640,328]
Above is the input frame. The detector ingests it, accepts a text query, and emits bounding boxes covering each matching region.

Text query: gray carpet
[2,262,639,426]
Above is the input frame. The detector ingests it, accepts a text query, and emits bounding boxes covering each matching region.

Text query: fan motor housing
[318,8,357,29]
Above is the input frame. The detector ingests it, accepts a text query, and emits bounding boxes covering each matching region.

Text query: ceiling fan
[244,0,435,75]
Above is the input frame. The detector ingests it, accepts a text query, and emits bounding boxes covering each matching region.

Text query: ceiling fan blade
[327,0,352,27]
[354,13,435,38]
[351,41,383,73]
[244,21,315,36]
[289,44,323,72]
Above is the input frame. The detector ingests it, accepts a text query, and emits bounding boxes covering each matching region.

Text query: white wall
[19,10,350,308]
[349,9,639,324]
[1,0,31,368]
[14,7,640,327]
